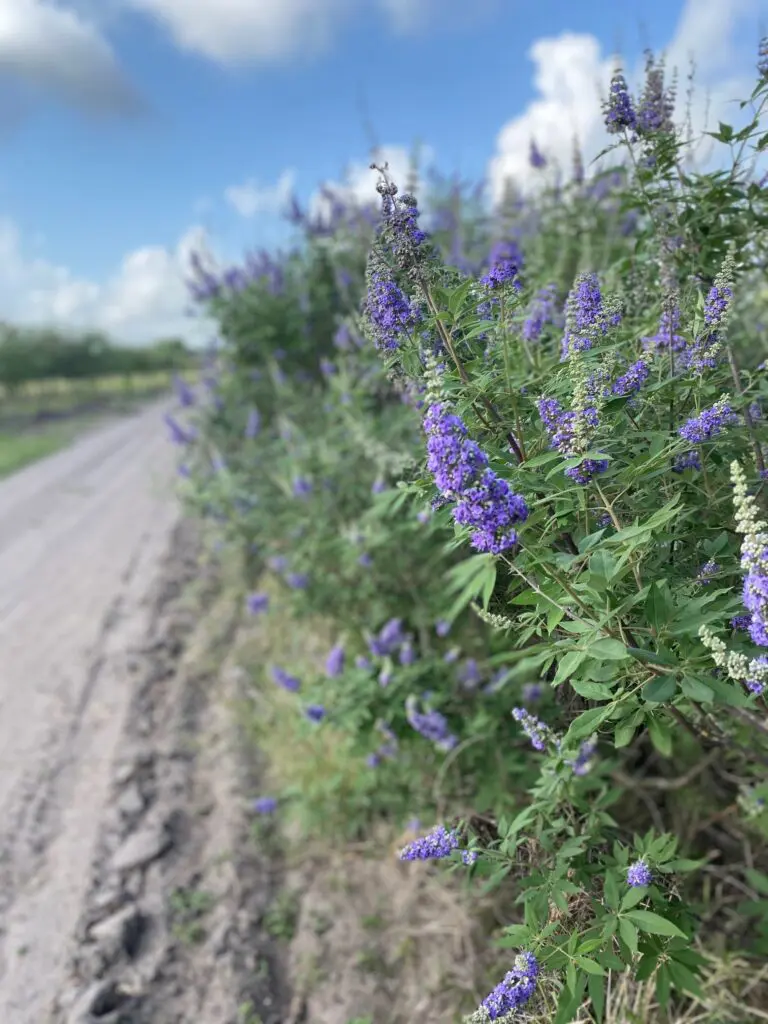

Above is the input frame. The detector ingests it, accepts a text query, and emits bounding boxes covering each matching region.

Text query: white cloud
[0,0,141,114]
[0,219,215,345]
[120,0,447,63]
[487,0,764,200]
[225,170,296,218]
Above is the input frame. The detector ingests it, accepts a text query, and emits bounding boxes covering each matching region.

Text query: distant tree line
[0,323,195,391]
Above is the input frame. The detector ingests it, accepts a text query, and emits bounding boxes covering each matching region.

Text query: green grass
[0,411,125,478]
[0,427,75,478]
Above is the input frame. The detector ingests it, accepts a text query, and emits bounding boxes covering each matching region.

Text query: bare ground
[0,402,288,1024]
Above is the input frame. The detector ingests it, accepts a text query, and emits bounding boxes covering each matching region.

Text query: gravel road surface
[0,401,179,1023]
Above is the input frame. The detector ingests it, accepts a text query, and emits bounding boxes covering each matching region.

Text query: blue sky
[0,0,763,344]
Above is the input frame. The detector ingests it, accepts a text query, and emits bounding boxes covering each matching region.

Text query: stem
[594,480,643,591]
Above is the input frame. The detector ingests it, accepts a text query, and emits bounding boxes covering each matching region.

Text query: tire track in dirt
[0,400,180,1023]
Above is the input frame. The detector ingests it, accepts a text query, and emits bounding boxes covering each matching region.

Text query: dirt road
[0,401,180,1023]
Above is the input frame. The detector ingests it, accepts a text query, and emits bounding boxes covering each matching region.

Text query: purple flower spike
[246,592,269,615]
[325,644,345,678]
[253,796,278,814]
[627,858,652,887]
[400,824,459,861]
[271,666,301,692]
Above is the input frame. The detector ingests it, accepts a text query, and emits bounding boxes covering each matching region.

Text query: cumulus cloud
[487,0,764,199]
[121,0,455,63]
[225,170,297,218]
[0,0,142,115]
[0,219,215,344]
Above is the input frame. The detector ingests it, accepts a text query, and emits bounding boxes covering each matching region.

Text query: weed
[168,886,216,946]
[263,887,300,941]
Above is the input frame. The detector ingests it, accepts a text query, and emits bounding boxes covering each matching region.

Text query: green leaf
[620,886,647,911]
[447,279,473,314]
[667,960,705,998]
[645,581,672,633]
[495,924,531,947]
[555,974,587,1024]
[614,720,638,748]
[524,450,564,469]
[553,649,589,685]
[745,869,768,896]
[642,676,677,703]
[588,972,606,1024]
[589,550,617,582]
[656,964,672,1008]
[648,715,673,756]
[564,704,614,743]
[445,554,498,616]
[547,603,566,633]
[588,637,629,660]
[576,957,605,976]
[566,960,577,993]
[680,676,715,703]
[625,910,687,938]
[603,871,620,910]
[618,917,638,954]
[627,645,677,667]
[570,679,612,699]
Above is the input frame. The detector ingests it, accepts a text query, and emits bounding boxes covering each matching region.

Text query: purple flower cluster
[325,643,345,677]
[400,824,459,861]
[512,707,557,751]
[406,694,458,751]
[369,617,407,657]
[561,272,621,358]
[529,139,547,169]
[457,658,483,690]
[612,358,651,397]
[742,570,768,648]
[636,55,675,135]
[363,253,422,352]
[173,375,196,407]
[293,476,313,498]
[746,657,768,695]
[672,450,701,473]
[480,952,540,1021]
[271,666,301,692]
[682,282,733,373]
[164,413,196,446]
[537,398,608,485]
[480,239,524,292]
[697,559,719,584]
[424,403,528,554]
[246,592,269,615]
[566,737,598,776]
[627,858,652,887]
[642,307,686,352]
[253,796,278,814]
[604,71,637,134]
[378,187,430,269]
[523,283,559,343]
[678,400,736,445]
[759,36,768,79]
